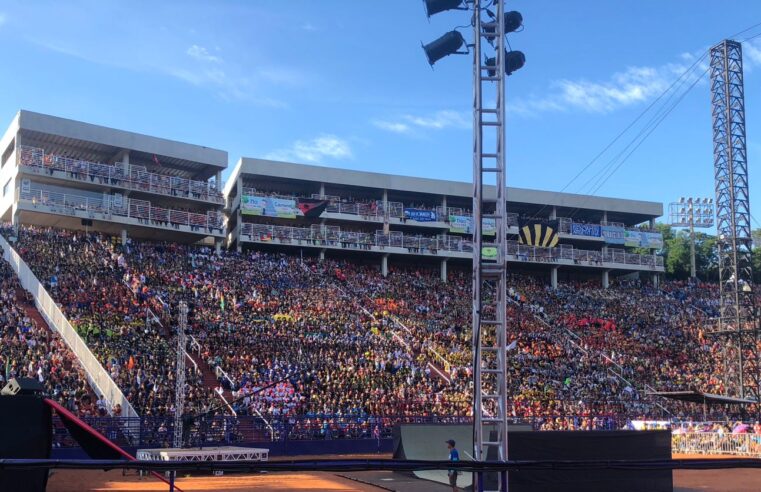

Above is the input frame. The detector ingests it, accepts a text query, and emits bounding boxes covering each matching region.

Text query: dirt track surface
[45,453,761,492]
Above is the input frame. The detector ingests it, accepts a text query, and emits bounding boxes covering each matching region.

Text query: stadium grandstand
[0,111,756,491]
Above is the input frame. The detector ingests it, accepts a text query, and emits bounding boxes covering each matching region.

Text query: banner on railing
[242,195,298,218]
[449,215,496,236]
[624,230,642,248]
[482,246,498,260]
[570,222,601,238]
[601,225,625,244]
[640,231,664,249]
[21,178,31,194]
[242,195,328,219]
[404,208,437,222]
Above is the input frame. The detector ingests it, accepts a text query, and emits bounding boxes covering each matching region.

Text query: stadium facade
[0,110,227,247]
[0,111,664,286]
[225,157,665,287]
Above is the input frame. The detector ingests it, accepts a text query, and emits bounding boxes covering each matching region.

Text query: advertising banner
[482,246,498,260]
[449,215,496,236]
[624,230,642,248]
[601,225,625,245]
[404,208,438,222]
[241,195,298,218]
[640,232,664,249]
[570,222,602,238]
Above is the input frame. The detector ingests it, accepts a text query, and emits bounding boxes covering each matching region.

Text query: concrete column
[121,151,130,174]
[121,229,127,245]
[215,238,222,255]
[649,218,656,228]
[440,259,448,282]
[236,242,242,253]
[602,269,610,289]
[319,183,325,198]
[216,171,222,192]
[441,195,447,216]
[319,249,326,261]
[602,210,608,225]
[550,206,557,220]
[551,266,558,289]
[381,254,389,277]
[652,273,659,288]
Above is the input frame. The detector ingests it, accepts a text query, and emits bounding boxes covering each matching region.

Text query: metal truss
[472,0,509,480]
[708,39,759,402]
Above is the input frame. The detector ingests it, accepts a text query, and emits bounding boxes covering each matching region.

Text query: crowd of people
[0,249,97,415]
[2,224,758,433]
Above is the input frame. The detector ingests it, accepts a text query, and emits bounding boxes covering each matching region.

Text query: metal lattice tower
[173,301,188,448]
[709,39,759,401]
[472,0,509,471]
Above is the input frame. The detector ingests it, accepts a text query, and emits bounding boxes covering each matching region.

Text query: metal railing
[672,432,761,457]
[240,223,663,268]
[17,187,224,234]
[0,235,140,426]
[18,146,223,204]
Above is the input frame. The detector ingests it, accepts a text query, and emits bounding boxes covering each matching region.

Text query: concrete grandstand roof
[230,157,663,219]
[9,110,227,178]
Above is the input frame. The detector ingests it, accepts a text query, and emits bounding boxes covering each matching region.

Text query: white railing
[18,187,224,234]
[0,235,140,426]
[253,408,275,441]
[215,365,236,390]
[672,432,761,457]
[240,223,663,268]
[18,146,223,205]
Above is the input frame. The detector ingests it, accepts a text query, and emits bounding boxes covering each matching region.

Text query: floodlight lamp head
[504,11,523,33]
[423,30,466,66]
[485,50,526,76]
[423,0,465,18]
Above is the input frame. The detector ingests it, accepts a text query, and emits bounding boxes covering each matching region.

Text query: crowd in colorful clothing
[2,225,756,428]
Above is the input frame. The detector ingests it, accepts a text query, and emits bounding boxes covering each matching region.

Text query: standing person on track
[446,439,459,492]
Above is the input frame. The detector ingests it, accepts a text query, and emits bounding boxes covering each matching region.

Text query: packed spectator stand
[1,224,759,447]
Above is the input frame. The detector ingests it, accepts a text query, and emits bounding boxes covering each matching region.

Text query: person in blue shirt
[446,439,459,492]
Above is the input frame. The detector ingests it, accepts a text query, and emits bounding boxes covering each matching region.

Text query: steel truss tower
[472,0,509,476]
[708,39,759,402]
[173,301,188,448]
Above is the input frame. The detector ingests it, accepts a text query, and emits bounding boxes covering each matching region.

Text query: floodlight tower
[421,1,525,488]
[707,39,758,402]
[173,301,188,449]
[668,197,715,279]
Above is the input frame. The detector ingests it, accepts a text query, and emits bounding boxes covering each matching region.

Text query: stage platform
[136,446,269,462]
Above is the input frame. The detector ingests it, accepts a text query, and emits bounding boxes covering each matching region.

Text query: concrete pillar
[441,195,447,217]
[319,249,326,261]
[551,266,558,289]
[236,242,242,253]
[602,210,608,225]
[652,273,659,288]
[382,189,388,210]
[121,151,130,173]
[319,183,325,198]
[550,206,557,220]
[215,238,222,255]
[649,218,656,229]
[120,229,127,245]
[381,254,389,277]
[602,269,610,289]
[440,259,448,282]
[216,171,222,192]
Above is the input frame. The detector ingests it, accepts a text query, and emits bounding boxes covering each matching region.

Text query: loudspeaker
[1,377,45,396]
[81,218,93,227]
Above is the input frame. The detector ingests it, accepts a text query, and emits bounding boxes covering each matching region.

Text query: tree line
[642,224,761,282]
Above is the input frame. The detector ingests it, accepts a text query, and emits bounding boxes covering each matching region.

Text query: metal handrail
[18,145,223,205]
[18,187,224,232]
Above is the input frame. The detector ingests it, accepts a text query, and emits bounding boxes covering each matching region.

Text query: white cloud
[186,44,221,63]
[301,22,318,32]
[373,110,470,135]
[266,135,353,163]
[512,55,709,116]
[372,120,412,134]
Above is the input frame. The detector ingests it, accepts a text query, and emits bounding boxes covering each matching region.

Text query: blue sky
[1,0,761,223]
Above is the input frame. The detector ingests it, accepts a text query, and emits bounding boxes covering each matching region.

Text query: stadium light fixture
[483,10,524,37]
[422,30,468,66]
[485,50,526,76]
[423,0,466,18]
